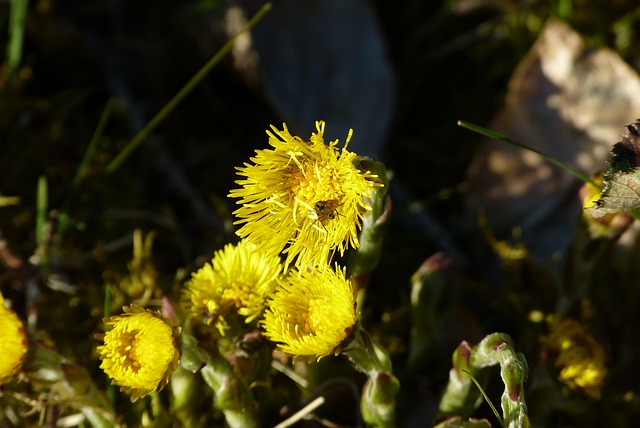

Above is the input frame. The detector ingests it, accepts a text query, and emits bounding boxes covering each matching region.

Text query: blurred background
[3,0,640,426]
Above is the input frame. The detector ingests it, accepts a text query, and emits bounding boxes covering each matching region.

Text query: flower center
[116,330,143,373]
[295,298,328,336]
[221,281,253,308]
[289,161,342,218]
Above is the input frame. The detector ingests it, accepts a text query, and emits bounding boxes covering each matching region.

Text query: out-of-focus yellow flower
[183,240,282,335]
[0,293,28,384]
[580,177,633,238]
[262,265,358,361]
[97,306,180,402]
[582,178,605,212]
[229,121,382,269]
[542,317,607,398]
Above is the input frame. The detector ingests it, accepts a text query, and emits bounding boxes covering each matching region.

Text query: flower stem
[6,0,29,84]
[438,333,530,428]
[180,334,258,428]
[73,98,114,187]
[341,322,398,427]
[348,158,390,309]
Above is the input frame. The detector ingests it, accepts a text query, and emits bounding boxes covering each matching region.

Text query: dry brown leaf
[466,18,640,259]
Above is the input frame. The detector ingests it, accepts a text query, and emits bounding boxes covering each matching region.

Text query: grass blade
[106,2,273,173]
[461,369,504,427]
[7,0,29,82]
[73,98,115,187]
[36,175,47,246]
[457,120,600,189]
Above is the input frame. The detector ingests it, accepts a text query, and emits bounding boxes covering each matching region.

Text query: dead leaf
[588,120,640,219]
[465,18,640,259]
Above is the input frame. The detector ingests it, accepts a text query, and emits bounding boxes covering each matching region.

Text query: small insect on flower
[313,199,341,222]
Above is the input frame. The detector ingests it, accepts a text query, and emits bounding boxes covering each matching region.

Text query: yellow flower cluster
[542,317,607,398]
[182,239,358,360]
[97,306,180,402]
[0,293,28,384]
[99,122,377,396]
[227,121,376,359]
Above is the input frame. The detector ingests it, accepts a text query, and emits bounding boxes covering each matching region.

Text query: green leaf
[588,120,640,219]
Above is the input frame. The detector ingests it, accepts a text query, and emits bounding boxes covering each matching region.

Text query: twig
[273,396,325,428]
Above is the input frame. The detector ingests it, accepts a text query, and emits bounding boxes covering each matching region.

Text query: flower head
[97,306,180,402]
[183,240,282,335]
[0,293,28,384]
[229,121,382,269]
[262,265,358,361]
[542,317,607,398]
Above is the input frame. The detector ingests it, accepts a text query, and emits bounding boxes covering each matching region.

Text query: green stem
[180,334,258,428]
[7,0,29,83]
[341,322,398,428]
[73,98,114,187]
[35,176,47,246]
[438,333,530,428]
[106,3,272,172]
[349,158,390,311]
[342,322,391,375]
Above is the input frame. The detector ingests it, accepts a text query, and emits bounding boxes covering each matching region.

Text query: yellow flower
[0,293,28,384]
[542,317,607,398]
[229,121,382,269]
[183,240,282,335]
[97,306,180,402]
[582,178,605,212]
[262,265,359,361]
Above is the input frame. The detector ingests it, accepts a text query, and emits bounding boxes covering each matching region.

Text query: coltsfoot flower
[542,317,607,398]
[97,306,180,402]
[183,240,283,335]
[262,265,358,361]
[0,293,28,384]
[229,121,382,269]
